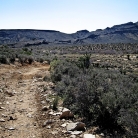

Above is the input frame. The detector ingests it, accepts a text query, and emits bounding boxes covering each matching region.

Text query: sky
[0,0,138,33]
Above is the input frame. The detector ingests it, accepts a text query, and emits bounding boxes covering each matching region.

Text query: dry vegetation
[0,43,138,137]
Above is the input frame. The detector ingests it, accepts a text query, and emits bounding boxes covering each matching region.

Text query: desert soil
[0,62,50,138]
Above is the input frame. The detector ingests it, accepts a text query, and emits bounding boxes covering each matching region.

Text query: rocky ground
[0,62,102,138]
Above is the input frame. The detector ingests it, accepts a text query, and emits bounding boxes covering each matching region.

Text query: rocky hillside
[0,21,138,45]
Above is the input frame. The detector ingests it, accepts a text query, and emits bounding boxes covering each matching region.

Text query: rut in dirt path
[0,64,50,138]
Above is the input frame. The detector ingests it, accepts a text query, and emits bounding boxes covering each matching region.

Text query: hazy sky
[0,0,138,33]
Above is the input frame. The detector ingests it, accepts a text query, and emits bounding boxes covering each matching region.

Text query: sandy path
[0,63,50,138]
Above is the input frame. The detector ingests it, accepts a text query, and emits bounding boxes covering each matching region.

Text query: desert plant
[9,55,16,64]
[0,56,8,64]
[52,96,59,110]
[51,58,138,137]
[127,54,131,60]
[77,53,91,69]
[28,57,34,64]
[43,75,51,82]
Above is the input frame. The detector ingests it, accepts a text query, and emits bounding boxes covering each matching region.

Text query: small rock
[0,106,5,110]
[62,130,67,133]
[61,123,67,127]
[58,107,63,112]
[70,131,82,135]
[0,118,5,122]
[46,125,51,129]
[38,78,43,82]
[83,134,96,138]
[42,106,49,111]
[1,114,7,117]
[51,131,58,135]
[33,122,37,126]
[53,113,57,116]
[27,113,32,118]
[99,133,104,137]
[42,120,53,127]
[67,122,85,131]
[49,111,54,115]
[8,116,17,121]
[70,135,76,138]
[61,119,66,122]
[5,91,14,97]
[68,120,73,123]
[62,108,70,112]
[8,127,15,130]
[12,90,17,94]
[19,100,23,102]
[56,112,62,115]
[41,101,46,104]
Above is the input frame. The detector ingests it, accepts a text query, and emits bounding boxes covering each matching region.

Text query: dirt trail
[0,63,50,138]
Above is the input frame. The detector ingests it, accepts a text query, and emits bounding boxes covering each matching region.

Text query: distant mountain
[0,21,138,46]
[80,22,138,44]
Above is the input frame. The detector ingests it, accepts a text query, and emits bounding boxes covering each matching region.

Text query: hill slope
[0,21,138,45]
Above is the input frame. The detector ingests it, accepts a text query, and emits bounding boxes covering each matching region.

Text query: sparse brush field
[0,43,138,137]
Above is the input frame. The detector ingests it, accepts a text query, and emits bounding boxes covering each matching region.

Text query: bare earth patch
[0,62,49,138]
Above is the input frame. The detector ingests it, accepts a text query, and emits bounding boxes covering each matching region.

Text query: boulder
[74,122,85,131]
[60,108,74,119]
[67,123,76,131]
[66,122,85,131]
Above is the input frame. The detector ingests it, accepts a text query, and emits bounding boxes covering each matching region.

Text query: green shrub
[28,57,34,64]
[0,56,8,64]
[43,75,51,82]
[52,96,59,110]
[22,47,32,55]
[9,55,15,64]
[77,53,91,69]
[51,59,138,137]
